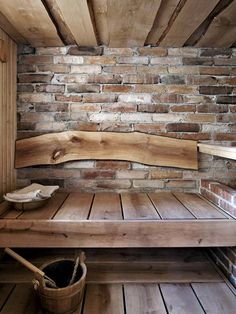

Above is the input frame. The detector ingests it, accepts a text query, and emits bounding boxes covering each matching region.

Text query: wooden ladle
[4,248,58,288]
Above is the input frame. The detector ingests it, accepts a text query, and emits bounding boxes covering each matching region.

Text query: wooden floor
[0,282,236,314]
[0,192,235,247]
[0,249,236,314]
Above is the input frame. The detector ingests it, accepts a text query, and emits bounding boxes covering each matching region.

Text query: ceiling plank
[196,0,236,48]
[0,11,28,44]
[107,0,162,47]
[91,0,109,45]
[146,0,180,45]
[0,39,7,62]
[53,0,97,46]
[159,0,220,47]
[42,0,76,45]
[0,0,63,47]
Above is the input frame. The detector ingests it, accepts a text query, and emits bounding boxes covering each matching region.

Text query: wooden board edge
[0,39,7,62]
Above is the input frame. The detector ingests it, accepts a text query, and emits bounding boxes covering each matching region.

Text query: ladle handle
[4,248,45,277]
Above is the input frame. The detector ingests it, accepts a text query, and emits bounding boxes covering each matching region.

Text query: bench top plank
[149,192,195,219]
[89,193,123,220]
[121,193,160,220]
[53,192,93,220]
[173,192,227,219]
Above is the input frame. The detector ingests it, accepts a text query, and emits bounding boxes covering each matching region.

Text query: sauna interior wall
[0,29,17,200]
[17,46,236,193]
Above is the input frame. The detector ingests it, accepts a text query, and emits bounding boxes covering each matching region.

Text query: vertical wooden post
[0,39,7,62]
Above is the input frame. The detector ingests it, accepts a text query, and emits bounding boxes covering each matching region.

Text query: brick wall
[17,46,236,192]
[200,180,236,287]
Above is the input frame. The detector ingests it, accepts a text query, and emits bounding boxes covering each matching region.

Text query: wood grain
[89,193,122,220]
[160,284,204,314]
[196,0,236,47]
[0,39,7,62]
[107,0,162,47]
[159,0,220,47]
[0,28,17,200]
[83,284,124,314]
[0,0,62,46]
[15,131,198,170]
[0,220,235,247]
[198,143,236,160]
[192,283,236,313]
[52,0,97,46]
[124,284,166,314]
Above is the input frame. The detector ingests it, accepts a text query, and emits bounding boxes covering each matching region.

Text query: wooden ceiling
[0,0,235,48]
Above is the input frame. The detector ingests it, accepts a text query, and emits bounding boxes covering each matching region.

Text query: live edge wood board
[15,131,198,170]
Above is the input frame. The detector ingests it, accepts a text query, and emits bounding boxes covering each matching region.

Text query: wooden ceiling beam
[0,0,63,47]
[107,0,162,47]
[91,0,109,46]
[146,0,180,45]
[52,0,97,46]
[0,11,28,44]
[42,0,76,45]
[195,0,236,48]
[158,0,220,47]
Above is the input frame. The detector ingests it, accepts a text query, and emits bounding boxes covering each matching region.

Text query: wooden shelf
[198,143,236,160]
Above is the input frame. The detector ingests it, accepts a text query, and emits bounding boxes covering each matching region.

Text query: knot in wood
[71,136,81,143]
[52,149,65,161]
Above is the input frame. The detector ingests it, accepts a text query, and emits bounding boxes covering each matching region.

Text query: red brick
[183,57,213,65]
[103,66,136,74]
[35,85,65,93]
[38,64,70,73]
[96,161,131,170]
[67,84,100,93]
[181,133,211,140]
[81,170,115,179]
[138,104,169,113]
[17,64,36,73]
[138,47,167,56]
[55,95,82,102]
[18,74,53,83]
[197,104,228,113]
[102,85,133,93]
[19,55,53,64]
[122,74,160,84]
[210,182,236,203]
[150,170,182,179]
[200,180,212,189]
[199,86,233,95]
[102,103,137,113]
[166,123,200,132]
[116,170,148,179]
[84,56,116,65]
[152,94,184,103]
[165,180,196,188]
[87,74,122,84]
[171,105,196,112]
[134,124,166,134]
[219,199,236,216]
[199,66,230,75]
[200,189,220,206]
[83,94,117,103]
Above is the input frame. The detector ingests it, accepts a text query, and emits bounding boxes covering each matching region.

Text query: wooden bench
[0,131,235,248]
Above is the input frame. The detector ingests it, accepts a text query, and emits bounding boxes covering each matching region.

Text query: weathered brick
[88,112,119,123]
[18,93,53,103]
[150,57,182,65]
[67,84,100,93]
[55,95,82,102]
[152,94,184,103]
[210,182,236,203]
[103,66,136,74]
[116,170,148,179]
[199,66,230,75]
[34,103,69,112]
[166,123,200,132]
[216,96,236,104]
[38,64,70,73]
[52,74,88,84]
[197,104,228,113]
[200,48,231,57]
[230,105,236,113]
[149,170,182,179]
[168,66,199,75]
[71,65,101,74]
[83,94,117,103]
[137,65,168,74]
[161,75,185,85]
[70,103,101,112]
[117,56,149,64]
[170,105,196,112]
[217,114,236,123]
[101,103,137,113]
[122,74,160,84]
[19,55,53,64]
[168,48,198,57]
[118,94,152,104]
[103,47,134,56]
[134,124,166,134]
[138,104,169,113]
[35,84,65,93]
[68,46,103,56]
[219,199,235,216]
[137,47,166,56]
[17,64,36,73]
[165,180,196,188]
[199,86,233,95]
[133,180,164,189]
[214,57,236,66]
[185,113,215,123]
[96,161,131,170]
[134,85,166,93]
[87,74,122,84]
[36,47,67,55]
[183,57,213,65]
[102,85,133,93]
[17,84,34,93]
[166,85,198,94]
[18,74,53,83]
[153,114,184,122]
[81,170,115,179]
[54,56,83,64]
[120,113,152,123]
[83,56,116,64]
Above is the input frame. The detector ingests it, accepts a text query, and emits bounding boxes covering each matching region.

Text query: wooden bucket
[34,258,87,314]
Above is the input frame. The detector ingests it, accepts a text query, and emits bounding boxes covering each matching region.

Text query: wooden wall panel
[0,28,17,200]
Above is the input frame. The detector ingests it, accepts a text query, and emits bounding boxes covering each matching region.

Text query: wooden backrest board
[15,131,198,170]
